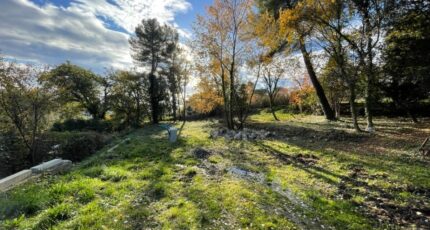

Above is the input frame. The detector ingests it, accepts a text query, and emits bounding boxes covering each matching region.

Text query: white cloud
[0,0,192,73]
[76,0,191,33]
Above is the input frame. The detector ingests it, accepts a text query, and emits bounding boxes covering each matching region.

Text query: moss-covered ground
[1,111,429,229]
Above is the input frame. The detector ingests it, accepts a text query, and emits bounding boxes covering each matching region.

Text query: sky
[0,0,211,74]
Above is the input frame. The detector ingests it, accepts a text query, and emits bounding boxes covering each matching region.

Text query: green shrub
[0,130,112,178]
[45,131,111,162]
[52,119,114,132]
[0,132,30,178]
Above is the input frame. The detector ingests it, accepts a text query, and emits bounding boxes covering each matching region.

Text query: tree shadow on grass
[254,139,430,228]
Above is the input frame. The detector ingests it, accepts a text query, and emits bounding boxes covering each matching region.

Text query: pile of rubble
[210,128,276,141]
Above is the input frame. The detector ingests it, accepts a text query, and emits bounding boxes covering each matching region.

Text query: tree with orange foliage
[192,0,254,129]
[188,76,223,115]
[289,74,318,114]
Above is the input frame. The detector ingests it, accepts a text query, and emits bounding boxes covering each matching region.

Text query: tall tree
[308,0,394,131]
[314,0,362,131]
[0,60,52,164]
[381,0,430,122]
[129,19,177,124]
[254,0,336,120]
[40,62,108,120]
[193,0,254,129]
[163,28,186,121]
[110,70,148,127]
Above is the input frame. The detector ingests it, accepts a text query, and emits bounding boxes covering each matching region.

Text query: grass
[1,111,429,229]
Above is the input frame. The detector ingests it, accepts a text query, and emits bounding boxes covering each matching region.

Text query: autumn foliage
[188,77,223,114]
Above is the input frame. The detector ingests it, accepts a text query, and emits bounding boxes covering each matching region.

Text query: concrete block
[168,127,178,143]
[31,158,64,174]
[51,160,72,173]
[0,170,32,192]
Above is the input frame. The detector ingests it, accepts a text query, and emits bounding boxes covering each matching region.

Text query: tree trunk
[363,10,375,131]
[172,92,177,121]
[182,79,187,121]
[136,98,141,126]
[348,82,361,132]
[400,101,418,123]
[364,57,375,131]
[407,109,418,123]
[149,73,159,124]
[269,95,279,121]
[135,80,142,126]
[299,40,336,121]
[220,68,232,129]
[229,67,236,129]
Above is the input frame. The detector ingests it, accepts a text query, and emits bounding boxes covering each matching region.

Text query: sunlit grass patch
[249,109,297,122]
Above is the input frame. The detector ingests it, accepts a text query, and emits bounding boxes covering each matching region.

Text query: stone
[30,159,63,173]
[366,126,375,133]
[52,160,72,173]
[210,130,218,138]
[0,169,32,192]
[234,132,242,140]
[31,159,72,174]
[168,127,178,143]
[219,128,227,135]
[209,128,278,141]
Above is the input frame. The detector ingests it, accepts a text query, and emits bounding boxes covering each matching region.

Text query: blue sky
[0,0,211,73]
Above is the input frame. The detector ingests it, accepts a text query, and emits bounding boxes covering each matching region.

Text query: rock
[209,128,278,141]
[219,128,227,135]
[210,130,218,139]
[366,126,375,133]
[234,132,242,140]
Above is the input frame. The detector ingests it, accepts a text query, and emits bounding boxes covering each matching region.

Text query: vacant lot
[1,111,429,229]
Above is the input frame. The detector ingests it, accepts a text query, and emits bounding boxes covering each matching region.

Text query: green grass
[1,112,429,229]
[249,109,298,122]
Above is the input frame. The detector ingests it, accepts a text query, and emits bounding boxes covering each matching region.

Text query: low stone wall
[0,158,72,192]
